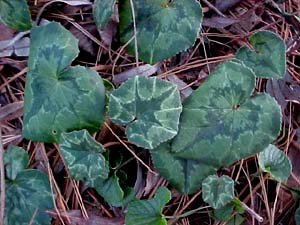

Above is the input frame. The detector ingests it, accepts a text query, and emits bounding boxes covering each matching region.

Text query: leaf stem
[164,205,210,220]
[0,125,5,225]
[129,0,139,66]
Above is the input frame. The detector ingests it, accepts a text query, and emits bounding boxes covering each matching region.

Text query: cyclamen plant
[0,0,291,224]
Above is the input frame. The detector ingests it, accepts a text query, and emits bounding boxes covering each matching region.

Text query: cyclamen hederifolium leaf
[125,187,171,225]
[59,130,109,185]
[152,61,282,194]
[172,61,281,164]
[236,30,286,79]
[0,0,31,31]
[109,76,182,149]
[202,175,234,209]
[93,0,115,30]
[5,170,53,225]
[22,22,105,143]
[119,0,203,64]
[4,146,28,180]
[258,144,291,182]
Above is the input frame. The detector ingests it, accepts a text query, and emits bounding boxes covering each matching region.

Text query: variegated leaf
[0,0,31,31]
[202,175,234,209]
[59,130,109,184]
[4,146,28,180]
[109,76,182,149]
[236,30,286,79]
[22,22,105,143]
[119,0,203,64]
[93,0,115,30]
[5,170,53,225]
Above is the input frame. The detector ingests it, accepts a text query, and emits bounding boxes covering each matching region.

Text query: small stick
[239,200,264,223]
[129,0,139,67]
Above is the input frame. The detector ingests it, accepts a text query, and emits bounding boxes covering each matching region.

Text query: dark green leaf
[236,30,286,79]
[59,130,109,184]
[151,142,215,194]
[172,61,281,164]
[202,175,234,209]
[22,22,105,143]
[4,146,28,180]
[5,170,53,225]
[119,0,203,64]
[152,61,281,194]
[213,204,234,222]
[0,0,31,31]
[92,175,124,206]
[109,76,182,149]
[125,187,171,225]
[93,0,115,30]
[258,144,291,182]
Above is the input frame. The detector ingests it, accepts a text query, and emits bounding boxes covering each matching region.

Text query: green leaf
[59,130,109,184]
[22,22,105,143]
[125,187,171,225]
[236,30,286,79]
[4,146,28,180]
[109,76,182,149]
[202,175,235,209]
[92,175,124,206]
[119,0,203,64]
[5,170,53,225]
[213,204,234,222]
[151,142,215,194]
[152,61,281,194]
[0,0,31,31]
[172,61,281,164]
[258,144,291,182]
[93,0,115,30]
[295,207,300,225]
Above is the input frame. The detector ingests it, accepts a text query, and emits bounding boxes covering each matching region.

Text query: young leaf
[5,170,53,225]
[4,146,28,180]
[151,142,216,194]
[258,144,292,182]
[172,61,281,165]
[236,30,286,79]
[91,175,124,206]
[202,175,234,209]
[109,76,182,149]
[119,0,203,64]
[0,0,32,31]
[59,130,109,184]
[93,0,115,30]
[125,187,171,225]
[22,22,105,143]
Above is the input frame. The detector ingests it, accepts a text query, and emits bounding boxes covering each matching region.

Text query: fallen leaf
[215,0,243,12]
[202,17,239,28]
[113,64,159,84]
[0,101,23,122]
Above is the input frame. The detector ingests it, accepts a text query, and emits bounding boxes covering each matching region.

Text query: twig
[239,200,263,223]
[129,0,139,66]
[0,125,5,225]
[104,122,157,175]
[201,0,226,17]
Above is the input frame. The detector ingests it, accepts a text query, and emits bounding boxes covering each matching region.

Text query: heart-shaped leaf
[5,170,53,225]
[93,0,115,30]
[258,144,291,182]
[109,76,182,149]
[59,130,109,184]
[236,30,286,79]
[22,22,105,143]
[202,175,234,209]
[125,187,171,225]
[172,61,281,164]
[4,146,28,180]
[0,0,31,31]
[151,61,281,194]
[119,0,203,64]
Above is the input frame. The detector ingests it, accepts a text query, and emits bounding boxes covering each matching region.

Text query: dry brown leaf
[0,101,23,122]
